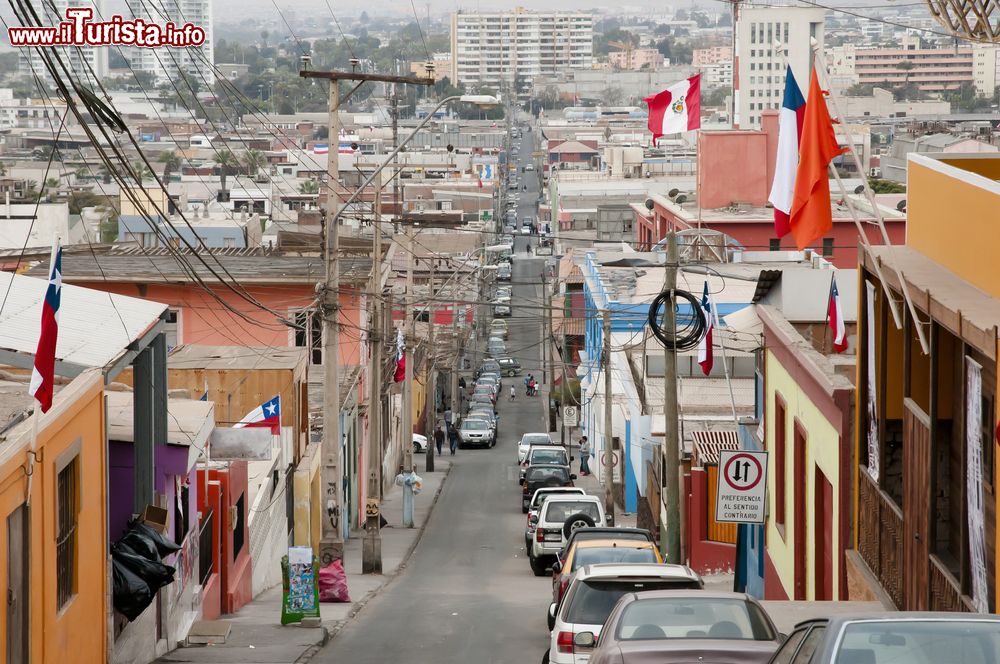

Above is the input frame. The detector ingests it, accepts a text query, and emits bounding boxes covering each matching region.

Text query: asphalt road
[315,127,553,664]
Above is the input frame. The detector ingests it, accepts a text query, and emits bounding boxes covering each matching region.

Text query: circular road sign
[722,452,763,492]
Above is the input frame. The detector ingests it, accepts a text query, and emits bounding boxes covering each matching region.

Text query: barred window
[57,456,79,609]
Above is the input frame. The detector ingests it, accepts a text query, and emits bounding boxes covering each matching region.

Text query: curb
[298,460,453,661]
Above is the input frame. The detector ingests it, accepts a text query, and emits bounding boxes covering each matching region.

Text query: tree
[702,87,728,108]
[132,160,153,182]
[300,180,319,194]
[21,181,39,202]
[845,83,875,96]
[44,177,60,201]
[594,28,637,56]
[869,178,906,194]
[158,150,182,181]
[601,86,624,105]
[216,148,239,195]
[241,149,266,176]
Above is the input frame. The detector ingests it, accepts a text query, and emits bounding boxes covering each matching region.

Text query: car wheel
[562,513,597,539]
[541,648,550,664]
[413,443,421,454]
[546,607,556,631]
[529,554,548,577]
[508,369,516,377]
[522,504,529,514]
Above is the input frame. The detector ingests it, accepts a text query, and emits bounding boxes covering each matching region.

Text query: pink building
[693,46,733,67]
[609,48,664,70]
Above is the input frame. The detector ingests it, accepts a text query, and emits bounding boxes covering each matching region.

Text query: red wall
[199,462,252,615]
[196,479,223,620]
[684,471,736,574]
[697,131,771,209]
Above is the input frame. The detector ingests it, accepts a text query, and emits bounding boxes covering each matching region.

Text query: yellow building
[0,369,108,663]
[853,153,1000,612]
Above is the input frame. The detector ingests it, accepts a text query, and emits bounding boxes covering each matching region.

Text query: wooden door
[6,504,28,664]
[903,399,931,610]
[793,425,807,600]
[815,468,834,601]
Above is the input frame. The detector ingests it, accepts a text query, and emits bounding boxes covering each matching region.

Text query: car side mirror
[574,632,596,648]
[548,602,558,619]
[551,561,562,574]
[518,478,524,485]
[605,515,613,524]
[570,474,578,480]
[778,633,788,642]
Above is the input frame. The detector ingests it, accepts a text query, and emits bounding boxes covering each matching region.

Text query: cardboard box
[141,504,169,534]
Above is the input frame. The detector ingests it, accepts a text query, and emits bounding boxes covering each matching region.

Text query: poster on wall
[865,281,880,481]
[966,357,989,614]
[280,547,320,624]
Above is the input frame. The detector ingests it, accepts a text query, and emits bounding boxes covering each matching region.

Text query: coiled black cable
[648,288,707,351]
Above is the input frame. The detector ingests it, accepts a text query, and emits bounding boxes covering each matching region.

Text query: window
[57,456,80,609]
[822,237,834,256]
[792,626,826,663]
[291,308,323,365]
[164,309,179,350]
[174,482,190,546]
[770,238,781,252]
[223,237,236,248]
[774,395,787,528]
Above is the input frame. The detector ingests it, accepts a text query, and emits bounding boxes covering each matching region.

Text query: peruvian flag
[769,66,806,239]
[697,281,714,376]
[234,395,281,434]
[29,239,62,413]
[393,327,406,383]
[828,275,848,353]
[644,74,701,145]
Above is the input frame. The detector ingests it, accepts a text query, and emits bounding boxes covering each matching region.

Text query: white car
[525,487,586,551]
[412,433,428,453]
[529,495,607,576]
[518,432,555,463]
[546,563,704,664]
[520,225,531,235]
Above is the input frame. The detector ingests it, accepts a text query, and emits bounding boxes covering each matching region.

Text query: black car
[558,527,657,563]
[496,357,521,376]
[521,464,576,512]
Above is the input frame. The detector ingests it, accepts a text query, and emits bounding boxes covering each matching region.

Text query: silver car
[458,418,494,448]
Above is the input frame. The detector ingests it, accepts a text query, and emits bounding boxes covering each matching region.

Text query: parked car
[520,225,531,235]
[493,301,511,317]
[577,590,782,664]
[558,527,657,565]
[525,487,586,549]
[473,384,497,404]
[521,465,577,513]
[545,564,704,661]
[520,446,571,482]
[518,432,556,463]
[458,418,494,448]
[551,539,663,607]
[479,359,501,376]
[529,495,607,576]
[497,357,521,376]
[478,371,502,389]
[490,319,509,339]
[767,613,1000,664]
[494,286,512,299]
[468,409,497,435]
[412,433,428,453]
[497,264,512,281]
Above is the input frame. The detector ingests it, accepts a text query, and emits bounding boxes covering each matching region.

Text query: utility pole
[300,65,432,569]
[425,256,436,472]
[540,265,549,428]
[663,231,681,563]
[402,224,416,527]
[602,309,615,524]
[450,289,460,423]
[561,322,568,457]
[363,171,384,574]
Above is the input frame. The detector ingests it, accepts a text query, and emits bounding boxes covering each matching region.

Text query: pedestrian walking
[510,385,516,401]
[448,424,459,455]
[528,377,536,397]
[433,425,445,455]
[578,436,591,476]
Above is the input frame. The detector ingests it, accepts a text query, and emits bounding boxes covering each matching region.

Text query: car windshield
[836,620,1000,664]
[521,434,551,446]
[544,501,600,523]
[572,546,658,571]
[530,449,568,465]
[463,420,488,431]
[469,412,493,421]
[616,597,775,641]
[526,467,570,484]
[532,489,580,508]
[564,579,703,627]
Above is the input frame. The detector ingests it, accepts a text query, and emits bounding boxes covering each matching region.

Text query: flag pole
[712,295,738,424]
[26,235,59,506]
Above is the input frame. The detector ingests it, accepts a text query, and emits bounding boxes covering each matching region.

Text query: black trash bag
[112,557,153,622]
[119,528,161,562]
[129,520,181,557]
[112,543,175,591]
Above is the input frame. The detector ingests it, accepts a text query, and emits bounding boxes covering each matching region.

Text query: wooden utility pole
[450,291,460,420]
[663,231,681,563]
[299,67,431,567]
[602,309,615,524]
[363,172,384,574]
[425,257,436,472]
[541,265,550,427]
[402,224,416,527]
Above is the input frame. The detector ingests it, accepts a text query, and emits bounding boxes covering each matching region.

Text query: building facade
[450,9,593,94]
[608,48,664,71]
[734,6,825,128]
[17,0,109,82]
[693,46,733,67]
[125,0,215,86]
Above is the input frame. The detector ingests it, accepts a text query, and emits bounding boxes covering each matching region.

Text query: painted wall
[0,371,107,663]
[697,131,771,208]
[906,155,1000,300]
[72,281,364,366]
[293,442,322,556]
[764,350,844,600]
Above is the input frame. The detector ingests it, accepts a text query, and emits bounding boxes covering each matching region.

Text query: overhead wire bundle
[647,288,706,351]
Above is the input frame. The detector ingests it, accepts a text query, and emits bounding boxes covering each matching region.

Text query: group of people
[433,423,459,456]
[524,374,538,397]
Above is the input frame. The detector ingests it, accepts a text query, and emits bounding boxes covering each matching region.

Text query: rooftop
[106,390,214,449]
[167,345,308,372]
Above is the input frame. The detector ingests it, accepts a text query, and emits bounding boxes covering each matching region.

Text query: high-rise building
[450,8,593,97]
[734,5,825,128]
[17,0,109,84]
[126,0,215,87]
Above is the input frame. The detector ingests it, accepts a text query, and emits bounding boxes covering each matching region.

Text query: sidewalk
[155,458,452,664]
[561,440,638,530]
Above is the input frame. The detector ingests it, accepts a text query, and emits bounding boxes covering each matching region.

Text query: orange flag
[789,67,847,250]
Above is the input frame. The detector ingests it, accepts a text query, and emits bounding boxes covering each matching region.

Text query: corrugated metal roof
[168,345,308,372]
[106,391,214,449]
[691,430,739,466]
[0,271,166,371]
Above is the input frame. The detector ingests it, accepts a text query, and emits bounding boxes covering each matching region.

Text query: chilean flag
[768,67,806,239]
[234,395,281,434]
[393,327,406,383]
[644,74,701,145]
[828,275,848,353]
[697,281,714,376]
[29,240,61,413]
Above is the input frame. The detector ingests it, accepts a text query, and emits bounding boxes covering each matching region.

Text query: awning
[691,429,739,466]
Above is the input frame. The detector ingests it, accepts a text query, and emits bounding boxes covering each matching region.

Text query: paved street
[315,129,553,664]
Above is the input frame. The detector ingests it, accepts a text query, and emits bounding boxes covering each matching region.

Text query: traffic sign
[563,405,578,427]
[599,450,622,483]
[715,450,767,524]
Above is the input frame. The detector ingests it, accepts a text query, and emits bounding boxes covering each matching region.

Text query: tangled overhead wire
[647,288,707,351]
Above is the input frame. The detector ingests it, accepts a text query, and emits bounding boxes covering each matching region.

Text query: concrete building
[608,48,664,71]
[704,61,734,88]
[973,44,1000,97]
[836,87,951,119]
[17,0,109,82]
[531,67,698,106]
[125,0,215,86]
[735,6,825,128]
[450,8,593,94]
[693,46,733,67]
[881,132,998,183]
[409,52,453,81]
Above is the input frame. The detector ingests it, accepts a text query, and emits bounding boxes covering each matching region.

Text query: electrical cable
[648,288,707,351]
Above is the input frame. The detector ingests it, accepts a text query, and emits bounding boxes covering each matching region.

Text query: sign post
[715,450,768,524]
[562,405,578,427]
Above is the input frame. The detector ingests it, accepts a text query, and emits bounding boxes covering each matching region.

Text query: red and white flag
[29,239,62,413]
[828,275,848,353]
[393,327,406,383]
[234,395,281,435]
[697,281,714,375]
[769,66,806,239]
[644,74,701,145]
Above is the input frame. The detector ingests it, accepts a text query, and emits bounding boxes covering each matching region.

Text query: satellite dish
[668,188,679,198]
[675,194,687,204]
[854,185,865,194]
[644,198,654,211]
[896,199,907,212]
[447,144,454,153]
